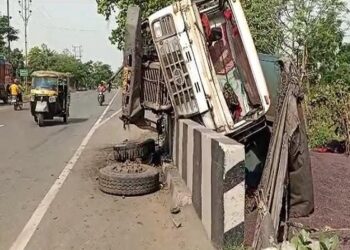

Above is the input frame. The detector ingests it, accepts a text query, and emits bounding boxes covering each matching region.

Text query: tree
[27,44,114,89]
[241,0,284,54]
[8,48,25,77]
[96,0,172,49]
[242,0,348,91]
[0,15,19,53]
[91,61,113,85]
[28,44,55,72]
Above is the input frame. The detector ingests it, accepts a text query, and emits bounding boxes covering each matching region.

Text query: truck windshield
[32,77,57,89]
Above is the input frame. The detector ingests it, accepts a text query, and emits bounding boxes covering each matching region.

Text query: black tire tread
[113,139,155,162]
[98,164,159,196]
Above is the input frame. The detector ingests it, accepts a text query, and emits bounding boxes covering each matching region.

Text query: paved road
[0,90,118,249]
[0,89,213,250]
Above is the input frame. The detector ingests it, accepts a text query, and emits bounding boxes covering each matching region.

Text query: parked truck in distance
[0,56,13,104]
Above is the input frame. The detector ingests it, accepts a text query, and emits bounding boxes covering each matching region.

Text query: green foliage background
[8,43,113,89]
[96,0,350,148]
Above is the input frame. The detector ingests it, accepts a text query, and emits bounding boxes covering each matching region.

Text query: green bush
[307,83,350,148]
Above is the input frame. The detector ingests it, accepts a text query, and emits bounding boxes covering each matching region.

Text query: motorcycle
[98,92,105,106]
[11,95,23,111]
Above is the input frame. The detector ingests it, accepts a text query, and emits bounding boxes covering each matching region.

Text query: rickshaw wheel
[63,115,68,123]
[37,114,44,127]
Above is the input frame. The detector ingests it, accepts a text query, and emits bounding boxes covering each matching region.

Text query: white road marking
[0,125,4,128]
[96,108,122,129]
[10,90,119,250]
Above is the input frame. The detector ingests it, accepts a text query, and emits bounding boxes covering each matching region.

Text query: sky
[0,0,122,70]
[1,0,350,71]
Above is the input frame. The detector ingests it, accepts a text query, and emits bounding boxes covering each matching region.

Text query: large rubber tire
[98,164,159,196]
[114,139,155,162]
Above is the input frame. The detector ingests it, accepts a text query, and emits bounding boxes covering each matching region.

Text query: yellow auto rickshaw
[30,71,71,127]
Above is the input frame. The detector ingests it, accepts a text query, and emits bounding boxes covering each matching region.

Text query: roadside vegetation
[97,0,350,152]
[27,44,113,89]
[0,16,113,90]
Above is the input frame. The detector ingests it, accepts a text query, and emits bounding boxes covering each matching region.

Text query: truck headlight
[49,96,57,103]
[30,95,35,102]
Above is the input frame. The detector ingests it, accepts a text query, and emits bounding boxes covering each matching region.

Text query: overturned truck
[121,0,271,140]
[120,0,314,248]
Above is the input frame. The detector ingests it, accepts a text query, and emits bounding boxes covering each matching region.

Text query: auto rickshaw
[30,71,71,127]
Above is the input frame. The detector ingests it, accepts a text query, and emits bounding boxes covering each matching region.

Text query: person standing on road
[107,81,112,93]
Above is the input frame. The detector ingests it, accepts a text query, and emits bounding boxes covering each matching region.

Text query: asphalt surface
[0,90,119,249]
[0,90,213,250]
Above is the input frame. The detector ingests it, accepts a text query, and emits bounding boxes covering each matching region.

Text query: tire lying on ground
[98,162,159,196]
[113,139,155,162]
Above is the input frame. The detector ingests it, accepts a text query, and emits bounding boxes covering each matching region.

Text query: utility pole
[72,45,82,61]
[18,0,32,88]
[7,0,11,51]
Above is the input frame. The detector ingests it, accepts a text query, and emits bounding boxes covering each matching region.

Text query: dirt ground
[245,152,350,249]
[291,152,350,249]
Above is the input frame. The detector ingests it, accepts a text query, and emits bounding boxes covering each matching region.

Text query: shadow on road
[42,118,89,127]
[68,118,89,124]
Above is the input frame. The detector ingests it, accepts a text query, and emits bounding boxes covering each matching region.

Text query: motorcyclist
[9,79,23,103]
[97,81,106,93]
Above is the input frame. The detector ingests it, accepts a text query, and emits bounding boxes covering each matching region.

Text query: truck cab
[148,0,270,136]
[121,0,275,141]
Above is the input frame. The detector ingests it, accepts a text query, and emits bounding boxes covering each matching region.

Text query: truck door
[121,6,144,123]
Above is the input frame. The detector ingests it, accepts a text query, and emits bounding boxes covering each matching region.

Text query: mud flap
[288,105,314,217]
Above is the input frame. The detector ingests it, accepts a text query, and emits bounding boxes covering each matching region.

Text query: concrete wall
[173,119,245,249]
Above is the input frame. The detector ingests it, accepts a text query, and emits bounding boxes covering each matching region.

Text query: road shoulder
[25,110,214,250]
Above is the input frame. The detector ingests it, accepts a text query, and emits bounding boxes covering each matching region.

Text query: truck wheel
[98,163,159,196]
[113,139,155,162]
[37,114,44,127]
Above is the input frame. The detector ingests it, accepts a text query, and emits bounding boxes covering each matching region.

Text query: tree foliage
[243,0,350,148]
[28,44,113,88]
[97,0,350,148]
[96,0,172,49]
[0,15,19,54]
[8,48,25,77]
[243,0,348,86]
